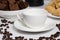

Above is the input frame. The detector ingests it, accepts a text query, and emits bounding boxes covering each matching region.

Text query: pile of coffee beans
[0,0,28,11]
[0,19,60,40]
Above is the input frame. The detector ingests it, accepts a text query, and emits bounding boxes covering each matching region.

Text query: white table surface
[0,17,60,40]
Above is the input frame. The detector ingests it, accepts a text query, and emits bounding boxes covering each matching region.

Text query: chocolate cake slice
[0,3,7,10]
[9,3,19,10]
[8,0,16,4]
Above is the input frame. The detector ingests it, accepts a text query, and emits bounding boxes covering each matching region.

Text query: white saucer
[48,13,60,18]
[14,18,56,32]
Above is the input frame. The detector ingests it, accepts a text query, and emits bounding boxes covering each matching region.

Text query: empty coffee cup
[25,0,44,6]
[17,8,48,29]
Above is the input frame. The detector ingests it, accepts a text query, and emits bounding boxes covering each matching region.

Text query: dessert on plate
[45,0,60,16]
[0,0,28,11]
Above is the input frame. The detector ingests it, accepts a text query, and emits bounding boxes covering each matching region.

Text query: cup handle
[17,14,25,24]
[17,13,31,28]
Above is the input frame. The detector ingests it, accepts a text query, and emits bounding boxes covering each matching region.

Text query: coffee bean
[56,24,59,26]
[10,21,14,24]
[5,24,8,25]
[2,36,6,39]
[53,32,60,38]
[29,38,33,40]
[1,19,7,23]
[4,29,7,31]
[0,25,2,27]
[10,33,12,36]
[0,24,6,26]
[24,39,27,40]
[6,26,9,28]
[8,21,14,24]
[0,28,3,30]
[56,24,60,30]
[45,37,50,40]
[0,31,3,34]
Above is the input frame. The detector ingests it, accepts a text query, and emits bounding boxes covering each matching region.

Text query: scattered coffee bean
[15,36,24,40]
[24,39,27,40]
[57,39,60,40]
[38,37,46,40]
[8,21,14,24]
[0,25,2,27]
[1,19,7,23]
[53,32,60,38]
[45,37,50,40]
[6,26,9,28]
[0,24,6,26]
[0,28,3,30]
[29,38,33,40]
[5,24,8,26]
[0,30,3,34]
[56,24,60,30]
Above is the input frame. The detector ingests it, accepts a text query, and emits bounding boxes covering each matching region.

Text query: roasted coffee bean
[58,26,60,30]
[5,29,7,31]
[0,25,2,27]
[4,29,7,33]
[24,39,27,40]
[15,36,24,40]
[53,32,60,38]
[56,24,60,30]
[0,30,3,34]
[52,39,56,40]
[0,24,6,26]
[29,38,33,40]
[8,21,14,24]
[8,21,11,23]
[50,37,53,40]
[39,37,46,40]
[10,33,12,36]
[51,35,55,39]
[10,21,14,24]
[20,37,24,40]
[45,37,50,40]
[2,36,6,39]
[1,19,7,23]
[56,24,59,27]
[0,28,3,30]
[15,37,21,40]
[6,26,9,28]
[5,24,8,25]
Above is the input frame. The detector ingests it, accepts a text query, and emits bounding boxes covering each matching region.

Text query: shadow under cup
[25,0,44,6]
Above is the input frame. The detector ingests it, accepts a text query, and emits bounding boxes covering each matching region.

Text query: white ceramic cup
[17,8,48,29]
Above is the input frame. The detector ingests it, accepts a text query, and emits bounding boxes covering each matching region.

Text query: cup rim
[22,8,48,16]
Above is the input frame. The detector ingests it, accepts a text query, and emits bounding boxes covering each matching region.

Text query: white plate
[0,7,29,18]
[0,10,21,18]
[14,18,56,32]
[48,12,60,18]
